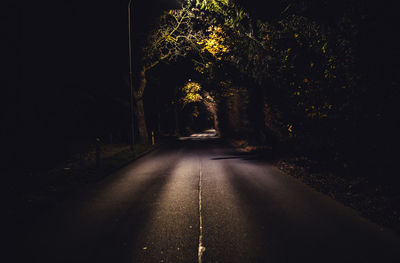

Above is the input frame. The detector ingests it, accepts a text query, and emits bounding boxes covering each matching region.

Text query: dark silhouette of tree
[136,6,207,143]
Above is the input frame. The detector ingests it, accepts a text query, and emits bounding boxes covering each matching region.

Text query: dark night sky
[4,1,182,167]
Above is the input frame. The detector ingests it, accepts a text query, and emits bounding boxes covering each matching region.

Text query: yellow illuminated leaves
[288,124,296,137]
[198,26,230,60]
[195,65,205,74]
[195,62,213,74]
[182,82,202,104]
[322,42,328,54]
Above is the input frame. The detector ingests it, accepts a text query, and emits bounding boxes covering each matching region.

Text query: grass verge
[7,143,158,220]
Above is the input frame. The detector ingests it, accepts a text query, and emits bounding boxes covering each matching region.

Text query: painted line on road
[198,163,206,263]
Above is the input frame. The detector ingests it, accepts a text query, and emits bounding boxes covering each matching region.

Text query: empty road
[21,131,400,262]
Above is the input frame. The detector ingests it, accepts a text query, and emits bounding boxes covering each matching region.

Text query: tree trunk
[131,53,170,144]
[135,97,148,144]
[133,67,149,145]
[213,111,219,133]
[201,91,219,134]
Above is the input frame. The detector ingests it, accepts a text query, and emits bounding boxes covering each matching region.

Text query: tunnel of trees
[5,0,400,186]
[131,0,400,185]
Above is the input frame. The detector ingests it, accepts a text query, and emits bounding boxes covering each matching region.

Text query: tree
[141,0,356,148]
[180,81,219,131]
[136,5,207,143]
[135,0,241,143]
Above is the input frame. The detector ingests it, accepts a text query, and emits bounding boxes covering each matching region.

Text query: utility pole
[128,0,135,150]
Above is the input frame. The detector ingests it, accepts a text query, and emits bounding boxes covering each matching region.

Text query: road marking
[198,163,206,263]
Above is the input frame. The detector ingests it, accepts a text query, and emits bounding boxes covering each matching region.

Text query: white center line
[198,163,206,263]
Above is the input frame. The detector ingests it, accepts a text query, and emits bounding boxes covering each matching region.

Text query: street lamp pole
[128,0,135,150]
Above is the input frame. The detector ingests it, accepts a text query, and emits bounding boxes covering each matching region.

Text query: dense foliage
[141,0,399,182]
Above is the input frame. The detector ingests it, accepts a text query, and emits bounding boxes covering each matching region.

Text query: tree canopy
[136,0,399,180]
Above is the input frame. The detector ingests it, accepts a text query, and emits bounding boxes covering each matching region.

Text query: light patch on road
[179,129,219,141]
[129,155,199,262]
[198,163,206,263]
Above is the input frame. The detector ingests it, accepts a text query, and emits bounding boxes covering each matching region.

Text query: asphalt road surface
[20,131,400,262]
